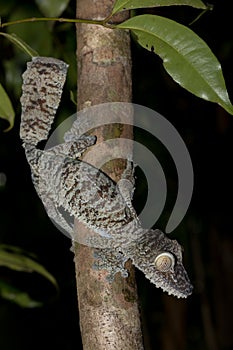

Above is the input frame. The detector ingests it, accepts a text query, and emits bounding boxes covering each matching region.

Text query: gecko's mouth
[145,267,193,298]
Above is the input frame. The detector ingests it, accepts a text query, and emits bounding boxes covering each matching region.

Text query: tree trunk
[73,1,144,349]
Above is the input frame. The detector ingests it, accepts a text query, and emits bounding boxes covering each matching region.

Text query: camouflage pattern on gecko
[20,57,193,298]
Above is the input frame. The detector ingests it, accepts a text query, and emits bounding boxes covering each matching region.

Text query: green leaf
[0,245,58,289]
[35,0,70,17]
[70,90,77,106]
[0,280,42,308]
[0,32,38,57]
[0,83,15,132]
[117,15,233,115]
[112,0,207,15]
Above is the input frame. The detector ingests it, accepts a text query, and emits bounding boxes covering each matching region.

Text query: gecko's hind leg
[45,135,97,160]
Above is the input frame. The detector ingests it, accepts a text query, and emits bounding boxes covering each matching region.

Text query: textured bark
[73,0,144,349]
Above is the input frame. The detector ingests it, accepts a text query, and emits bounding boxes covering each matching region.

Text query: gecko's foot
[93,248,129,281]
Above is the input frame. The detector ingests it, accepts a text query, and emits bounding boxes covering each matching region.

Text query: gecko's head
[125,229,193,298]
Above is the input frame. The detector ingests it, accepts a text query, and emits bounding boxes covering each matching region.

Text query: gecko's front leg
[93,248,129,281]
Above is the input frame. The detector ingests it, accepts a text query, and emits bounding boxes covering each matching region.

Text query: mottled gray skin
[20,57,193,298]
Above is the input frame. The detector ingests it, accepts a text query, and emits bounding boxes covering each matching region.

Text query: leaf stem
[0,16,116,29]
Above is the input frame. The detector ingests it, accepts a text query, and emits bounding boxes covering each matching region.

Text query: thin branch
[0,16,116,29]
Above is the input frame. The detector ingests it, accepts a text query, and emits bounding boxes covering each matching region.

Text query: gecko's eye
[154,252,175,272]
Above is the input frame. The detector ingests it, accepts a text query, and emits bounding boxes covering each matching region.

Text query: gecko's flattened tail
[20,56,68,146]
